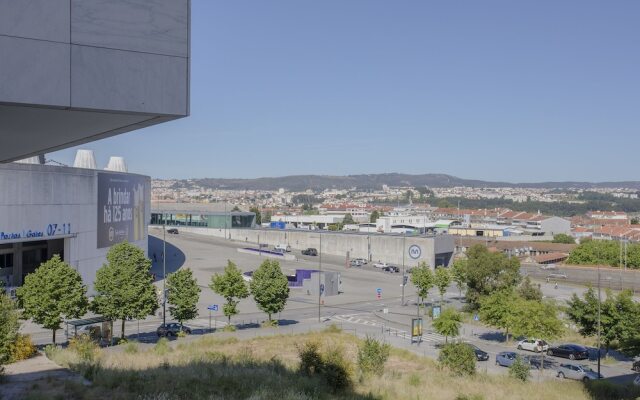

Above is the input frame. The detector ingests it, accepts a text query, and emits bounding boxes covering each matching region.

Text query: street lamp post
[402,233,406,306]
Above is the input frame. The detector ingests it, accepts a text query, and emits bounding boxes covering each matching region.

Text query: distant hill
[169,173,640,191]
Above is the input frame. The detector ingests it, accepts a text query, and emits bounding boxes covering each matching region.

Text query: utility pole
[318,232,322,323]
[597,262,602,377]
[163,218,167,326]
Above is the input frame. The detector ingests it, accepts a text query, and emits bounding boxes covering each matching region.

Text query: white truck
[274,244,291,253]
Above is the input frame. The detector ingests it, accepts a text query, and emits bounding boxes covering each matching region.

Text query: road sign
[376,288,382,294]
[432,305,441,319]
[474,313,479,321]
[207,304,218,311]
[408,245,422,259]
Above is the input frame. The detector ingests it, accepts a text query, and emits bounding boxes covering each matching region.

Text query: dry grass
[37,330,595,400]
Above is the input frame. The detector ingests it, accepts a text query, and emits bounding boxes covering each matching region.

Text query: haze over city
[49,0,640,182]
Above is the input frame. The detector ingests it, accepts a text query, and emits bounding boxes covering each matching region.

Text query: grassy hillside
[31,329,598,400]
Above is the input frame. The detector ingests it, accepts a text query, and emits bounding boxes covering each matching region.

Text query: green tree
[0,294,20,368]
[479,289,518,342]
[631,217,639,225]
[369,210,380,223]
[263,210,272,223]
[210,260,249,324]
[510,298,563,340]
[249,207,262,225]
[342,213,355,225]
[517,276,543,301]
[410,262,434,309]
[450,259,466,298]
[17,255,88,344]
[434,267,451,303]
[463,245,521,308]
[438,342,476,376]
[437,199,453,208]
[166,268,201,328]
[250,259,290,322]
[433,307,462,343]
[567,288,640,353]
[91,242,158,340]
[552,233,575,244]
[231,205,241,212]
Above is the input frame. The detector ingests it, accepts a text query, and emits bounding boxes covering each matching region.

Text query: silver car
[556,363,602,382]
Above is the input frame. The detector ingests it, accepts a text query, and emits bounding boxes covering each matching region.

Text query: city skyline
[50,0,640,182]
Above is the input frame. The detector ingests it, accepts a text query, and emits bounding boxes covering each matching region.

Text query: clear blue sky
[51,0,640,183]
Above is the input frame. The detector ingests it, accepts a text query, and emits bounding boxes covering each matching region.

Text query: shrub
[508,356,530,382]
[297,340,323,376]
[296,340,353,392]
[222,325,237,332]
[322,346,353,393]
[357,336,390,376]
[68,334,99,362]
[324,324,342,333]
[585,380,640,400]
[44,344,60,360]
[438,342,476,376]
[154,338,171,356]
[177,330,187,338]
[9,334,37,362]
[123,341,139,354]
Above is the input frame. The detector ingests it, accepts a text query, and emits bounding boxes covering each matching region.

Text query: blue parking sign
[208,304,218,311]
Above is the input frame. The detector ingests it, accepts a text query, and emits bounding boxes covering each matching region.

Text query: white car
[274,244,291,252]
[517,338,549,353]
[373,262,388,269]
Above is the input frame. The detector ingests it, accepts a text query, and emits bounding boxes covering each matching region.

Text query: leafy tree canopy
[250,260,290,322]
[167,268,201,327]
[463,245,521,308]
[91,242,158,339]
[410,262,434,300]
[433,307,462,343]
[210,260,249,324]
[552,234,575,244]
[17,255,88,344]
[0,294,20,367]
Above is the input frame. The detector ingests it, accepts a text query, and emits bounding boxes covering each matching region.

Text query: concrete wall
[0,0,190,161]
[174,226,455,268]
[0,163,150,292]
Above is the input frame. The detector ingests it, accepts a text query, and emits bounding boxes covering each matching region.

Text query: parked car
[242,271,253,282]
[547,344,589,360]
[465,343,489,361]
[383,265,400,273]
[167,228,178,234]
[633,360,640,372]
[539,263,557,270]
[517,338,549,353]
[496,352,540,369]
[274,244,291,252]
[157,323,191,337]
[354,258,368,265]
[350,259,362,267]
[556,363,602,381]
[302,248,318,256]
[373,262,388,269]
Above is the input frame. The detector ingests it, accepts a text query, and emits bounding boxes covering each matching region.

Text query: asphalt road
[19,228,640,384]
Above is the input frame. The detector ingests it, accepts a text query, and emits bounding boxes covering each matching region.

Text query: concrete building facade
[0,0,191,162]
[0,163,150,292]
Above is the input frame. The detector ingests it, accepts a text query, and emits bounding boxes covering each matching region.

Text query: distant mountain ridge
[168,173,640,192]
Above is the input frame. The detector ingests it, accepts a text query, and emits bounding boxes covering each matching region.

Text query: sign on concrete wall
[97,172,146,248]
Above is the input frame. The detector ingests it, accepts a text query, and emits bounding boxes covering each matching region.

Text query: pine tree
[91,242,158,339]
[17,255,88,344]
[167,268,201,328]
